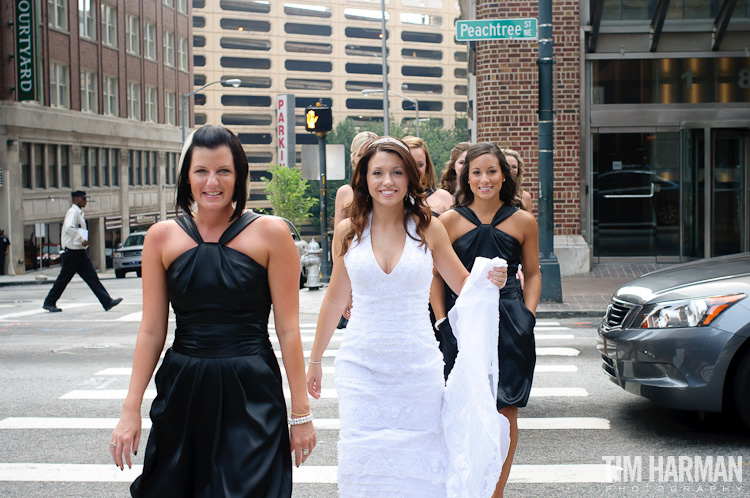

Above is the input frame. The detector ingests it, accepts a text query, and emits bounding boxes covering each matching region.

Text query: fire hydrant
[301,238,322,290]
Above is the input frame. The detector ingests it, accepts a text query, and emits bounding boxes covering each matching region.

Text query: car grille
[122,250,141,257]
[603,298,636,330]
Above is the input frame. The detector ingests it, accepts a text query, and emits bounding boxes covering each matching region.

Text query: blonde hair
[402,135,437,190]
[350,131,379,165]
[502,148,525,186]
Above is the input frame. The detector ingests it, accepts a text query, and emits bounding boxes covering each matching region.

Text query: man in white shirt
[42,191,122,312]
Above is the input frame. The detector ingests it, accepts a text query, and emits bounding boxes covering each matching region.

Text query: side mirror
[117,243,122,249]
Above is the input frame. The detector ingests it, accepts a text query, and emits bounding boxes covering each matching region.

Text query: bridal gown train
[335,216,507,498]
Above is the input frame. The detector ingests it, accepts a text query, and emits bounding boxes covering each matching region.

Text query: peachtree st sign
[456,19,538,41]
[15,0,37,100]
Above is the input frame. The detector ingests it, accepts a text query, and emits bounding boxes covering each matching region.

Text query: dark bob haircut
[175,125,249,221]
[455,142,517,208]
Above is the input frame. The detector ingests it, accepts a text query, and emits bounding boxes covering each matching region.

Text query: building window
[402,66,442,78]
[220,57,271,69]
[345,27,388,40]
[48,144,59,188]
[178,36,189,70]
[151,151,158,185]
[285,78,332,91]
[284,23,331,36]
[102,148,110,186]
[346,44,386,58]
[61,145,70,187]
[219,18,270,32]
[165,91,176,125]
[103,76,118,116]
[164,0,173,8]
[219,0,270,13]
[220,95,272,107]
[126,15,140,55]
[112,149,119,186]
[286,60,331,72]
[402,48,442,60]
[401,31,442,44]
[144,23,156,60]
[285,41,330,54]
[145,86,157,122]
[402,0,443,7]
[286,3,332,17]
[193,35,206,47]
[101,3,117,47]
[50,62,70,108]
[144,151,151,184]
[164,31,175,67]
[221,37,271,51]
[400,12,442,27]
[345,62,384,75]
[90,147,100,187]
[344,8,387,22]
[48,0,68,30]
[127,82,141,119]
[81,146,90,187]
[128,150,135,185]
[221,113,272,126]
[79,0,96,40]
[178,0,188,13]
[34,144,45,188]
[80,70,98,113]
[21,143,31,189]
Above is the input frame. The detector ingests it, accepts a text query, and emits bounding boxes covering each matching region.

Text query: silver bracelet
[288,412,314,425]
[308,359,322,364]
[433,317,446,332]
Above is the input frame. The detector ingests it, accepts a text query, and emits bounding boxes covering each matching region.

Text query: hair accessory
[177,131,196,175]
[368,136,409,152]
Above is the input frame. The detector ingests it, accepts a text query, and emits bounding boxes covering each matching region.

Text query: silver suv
[113,231,147,278]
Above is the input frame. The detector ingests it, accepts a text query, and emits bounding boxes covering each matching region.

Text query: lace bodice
[344,216,434,336]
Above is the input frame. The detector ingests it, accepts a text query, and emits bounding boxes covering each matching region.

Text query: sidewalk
[2,263,670,318]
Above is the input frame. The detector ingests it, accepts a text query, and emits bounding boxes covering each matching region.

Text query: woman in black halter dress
[110,126,315,497]
[439,142,540,498]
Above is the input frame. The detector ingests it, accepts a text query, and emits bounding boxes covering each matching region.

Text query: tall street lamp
[181,78,241,142]
[361,89,420,137]
[379,0,389,136]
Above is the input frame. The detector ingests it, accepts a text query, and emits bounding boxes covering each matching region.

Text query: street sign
[456,19,538,41]
[276,94,295,167]
[301,144,345,181]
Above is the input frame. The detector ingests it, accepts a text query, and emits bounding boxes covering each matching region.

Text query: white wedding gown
[335,216,508,498]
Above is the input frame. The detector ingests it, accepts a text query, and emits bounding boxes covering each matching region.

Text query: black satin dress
[441,204,536,409]
[131,212,291,498]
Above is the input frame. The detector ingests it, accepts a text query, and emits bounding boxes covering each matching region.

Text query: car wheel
[115,269,126,279]
[733,349,750,429]
[136,269,142,278]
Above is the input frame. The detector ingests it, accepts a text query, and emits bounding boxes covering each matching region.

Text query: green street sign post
[456,19,538,41]
[15,0,37,100]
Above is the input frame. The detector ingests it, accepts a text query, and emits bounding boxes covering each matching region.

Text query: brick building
[1,0,192,275]
[462,0,750,272]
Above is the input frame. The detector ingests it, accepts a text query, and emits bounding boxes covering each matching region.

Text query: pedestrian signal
[304,106,332,132]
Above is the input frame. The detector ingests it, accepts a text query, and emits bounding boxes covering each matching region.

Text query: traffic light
[304,106,333,133]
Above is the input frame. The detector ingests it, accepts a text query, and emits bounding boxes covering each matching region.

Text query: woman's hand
[110,405,142,470]
[290,422,317,467]
[488,266,508,289]
[306,362,323,399]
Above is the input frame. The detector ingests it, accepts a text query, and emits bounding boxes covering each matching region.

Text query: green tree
[262,164,316,227]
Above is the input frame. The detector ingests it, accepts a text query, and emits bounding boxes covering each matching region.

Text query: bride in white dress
[307,137,509,498]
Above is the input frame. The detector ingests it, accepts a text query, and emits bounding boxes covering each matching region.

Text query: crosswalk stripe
[0,416,609,431]
[60,386,582,400]
[534,334,574,340]
[0,303,94,320]
[534,364,578,372]
[275,350,337,359]
[95,366,338,376]
[0,463,619,483]
[536,347,580,356]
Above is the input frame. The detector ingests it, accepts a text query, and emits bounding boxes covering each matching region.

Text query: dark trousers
[44,250,113,309]
[0,253,5,275]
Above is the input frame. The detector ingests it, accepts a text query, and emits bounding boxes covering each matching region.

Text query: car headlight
[640,294,746,329]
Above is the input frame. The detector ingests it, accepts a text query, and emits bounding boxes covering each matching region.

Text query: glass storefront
[593,129,749,259]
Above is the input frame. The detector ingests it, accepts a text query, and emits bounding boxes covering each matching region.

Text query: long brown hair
[340,138,432,256]
[455,143,517,208]
[402,135,437,190]
[440,141,471,193]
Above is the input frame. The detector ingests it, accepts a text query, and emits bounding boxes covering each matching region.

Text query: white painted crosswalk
[1,314,613,493]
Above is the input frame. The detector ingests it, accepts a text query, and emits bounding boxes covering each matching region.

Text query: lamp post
[181,78,241,142]
[361,89,420,137]
[380,0,389,136]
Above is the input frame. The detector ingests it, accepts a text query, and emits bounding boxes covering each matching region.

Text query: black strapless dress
[441,205,536,409]
[131,212,291,498]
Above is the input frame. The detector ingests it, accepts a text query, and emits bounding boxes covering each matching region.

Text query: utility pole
[537,0,563,302]
[380,0,389,136]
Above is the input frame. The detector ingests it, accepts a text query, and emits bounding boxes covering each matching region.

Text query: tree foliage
[262,164,316,227]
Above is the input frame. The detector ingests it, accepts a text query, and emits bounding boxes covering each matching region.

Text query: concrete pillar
[2,139,25,275]
[89,216,106,272]
[158,151,167,221]
[119,149,130,240]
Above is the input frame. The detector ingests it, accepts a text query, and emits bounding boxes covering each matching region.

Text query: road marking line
[0,463,619,483]
[518,417,609,430]
[61,386,580,400]
[534,364,578,372]
[536,347,580,356]
[533,334,575,340]
[95,365,337,376]
[275,350,337,359]
[116,312,142,322]
[0,303,94,320]
[534,326,572,331]
[530,387,588,397]
[0,417,153,429]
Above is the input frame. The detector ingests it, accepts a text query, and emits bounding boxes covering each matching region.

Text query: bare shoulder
[336,184,354,201]
[424,215,448,242]
[145,219,177,245]
[433,188,454,204]
[438,208,461,225]
[253,215,291,241]
[514,208,538,228]
[334,217,354,238]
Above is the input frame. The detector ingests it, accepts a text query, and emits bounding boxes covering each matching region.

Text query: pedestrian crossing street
[0,317,621,492]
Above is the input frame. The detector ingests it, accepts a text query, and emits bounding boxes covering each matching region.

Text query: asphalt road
[0,276,748,498]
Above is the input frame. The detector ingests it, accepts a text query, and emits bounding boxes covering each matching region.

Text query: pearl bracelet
[288,412,314,425]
